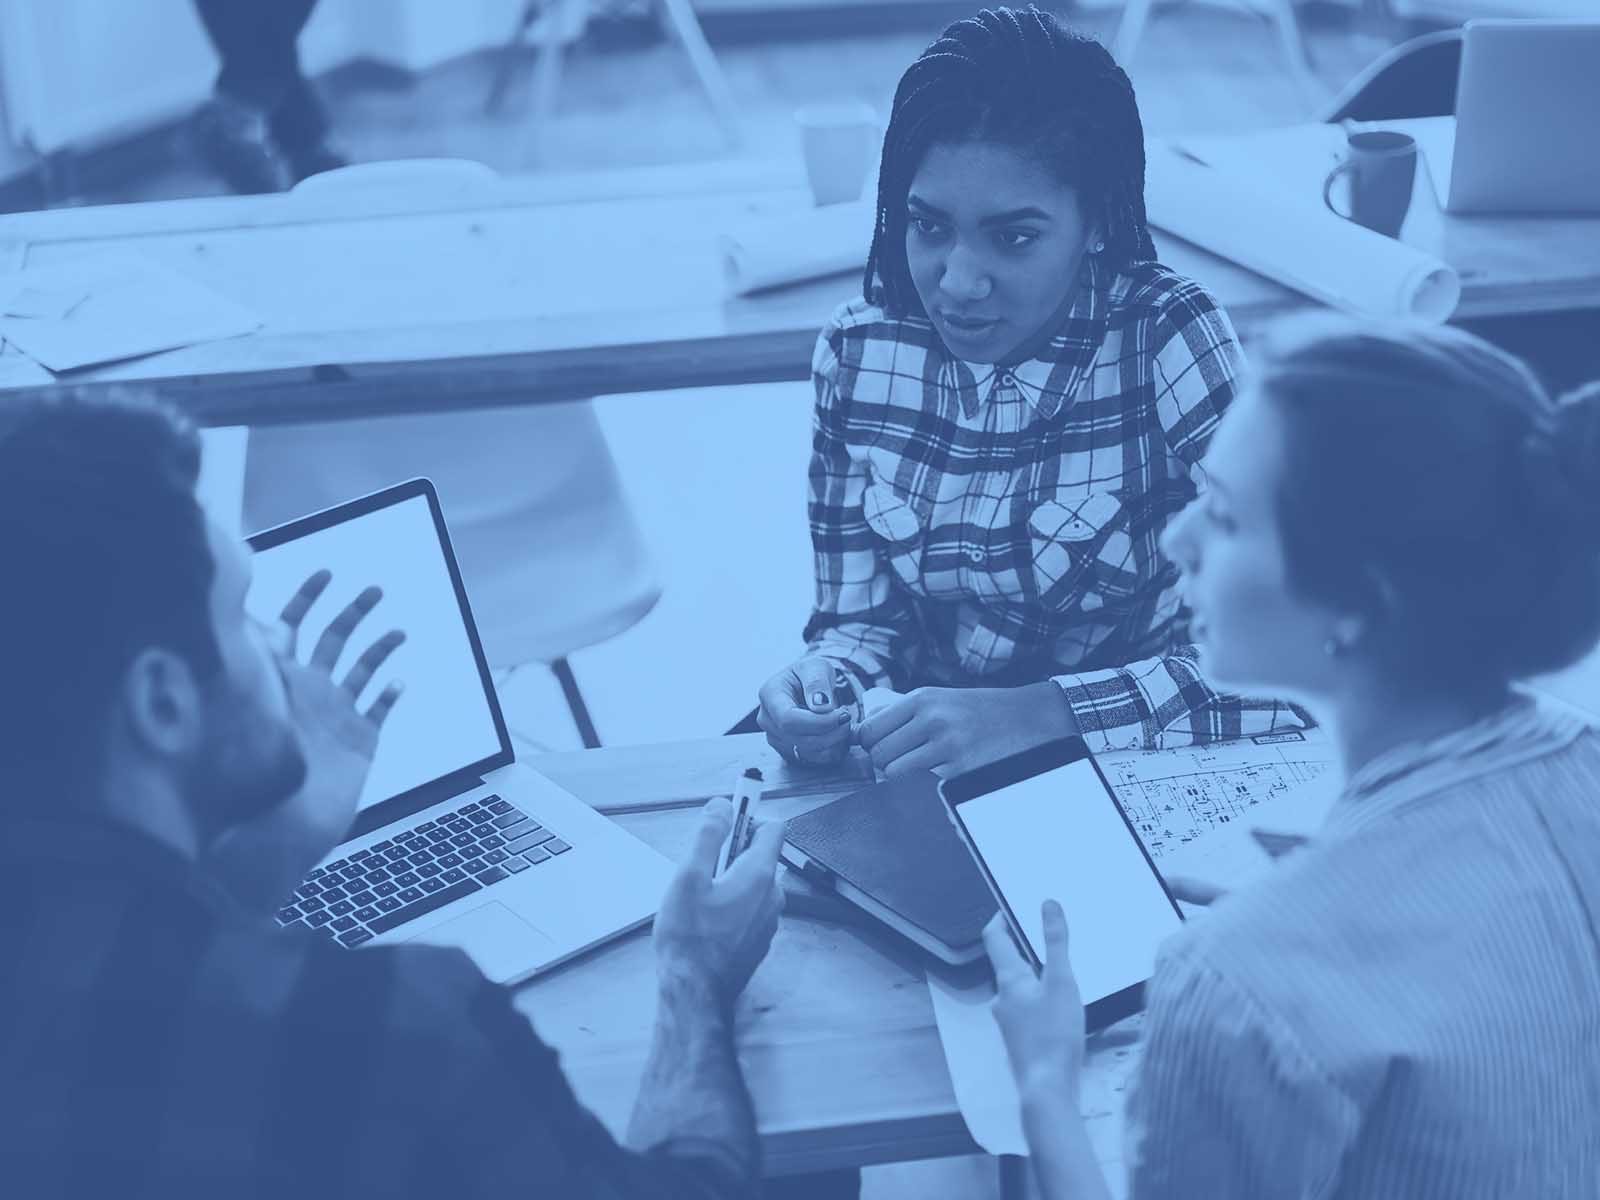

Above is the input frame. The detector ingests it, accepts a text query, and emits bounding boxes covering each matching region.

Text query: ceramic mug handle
[1323,160,1356,222]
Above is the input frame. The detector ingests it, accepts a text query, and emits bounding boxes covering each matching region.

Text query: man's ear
[118,647,208,760]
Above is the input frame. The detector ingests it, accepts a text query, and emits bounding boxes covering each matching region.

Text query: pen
[717,767,764,876]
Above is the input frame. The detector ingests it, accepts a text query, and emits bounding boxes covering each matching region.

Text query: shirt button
[968,548,986,563]
[997,371,1015,387]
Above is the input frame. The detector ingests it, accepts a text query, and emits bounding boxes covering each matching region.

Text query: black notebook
[779,772,997,965]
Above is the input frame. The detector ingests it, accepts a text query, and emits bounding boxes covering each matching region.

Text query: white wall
[0,0,218,156]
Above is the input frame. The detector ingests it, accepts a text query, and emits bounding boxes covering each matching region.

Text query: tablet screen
[949,750,1182,1011]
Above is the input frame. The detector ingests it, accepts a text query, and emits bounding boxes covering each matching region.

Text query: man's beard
[188,684,308,835]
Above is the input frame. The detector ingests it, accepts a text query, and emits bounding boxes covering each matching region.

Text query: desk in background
[1,127,1595,427]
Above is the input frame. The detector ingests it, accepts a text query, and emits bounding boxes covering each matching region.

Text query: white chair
[484,0,740,156]
[1318,28,1462,124]
[243,159,661,748]
[289,157,501,199]
[1112,0,1323,109]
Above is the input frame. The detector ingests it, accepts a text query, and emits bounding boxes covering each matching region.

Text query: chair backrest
[1321,29,1463,124]
[290,158,501,200]
[196,425,250,536]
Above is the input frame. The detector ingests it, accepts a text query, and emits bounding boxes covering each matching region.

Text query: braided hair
[864,6,1156,315]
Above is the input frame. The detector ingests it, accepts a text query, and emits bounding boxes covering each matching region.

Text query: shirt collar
[1322,694,1592,840]
[952,255,1111,422]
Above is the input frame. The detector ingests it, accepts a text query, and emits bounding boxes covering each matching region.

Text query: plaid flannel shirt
[803,258,1304,752]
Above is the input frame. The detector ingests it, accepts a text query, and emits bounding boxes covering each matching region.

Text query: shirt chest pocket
[862,479,927,590]
[1027,490,1141,613]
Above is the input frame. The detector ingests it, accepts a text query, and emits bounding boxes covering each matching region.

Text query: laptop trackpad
[407,901,555,982]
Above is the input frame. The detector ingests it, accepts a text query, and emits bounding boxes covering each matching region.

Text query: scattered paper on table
[0,252,261,372]
[1098,726,1342,893]
[2,283,88,321]
[926,730,1335,1181]
[720,201,872,295]
[926,970,1028,1156]
[928,969,1142,1189]
[1146,136,1460,322]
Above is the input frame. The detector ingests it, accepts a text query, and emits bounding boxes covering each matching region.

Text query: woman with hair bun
[986,319,1600,1199]
[751,6,1304,776]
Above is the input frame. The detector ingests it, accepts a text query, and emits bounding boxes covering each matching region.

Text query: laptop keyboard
[273,795,572,948]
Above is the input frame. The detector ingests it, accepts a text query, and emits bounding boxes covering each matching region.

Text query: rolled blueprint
[721,200,874,295]
[1145,142,1461,323]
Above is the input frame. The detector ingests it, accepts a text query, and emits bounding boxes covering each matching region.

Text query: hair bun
[1524,382,1600,543]
[1555,382,1600,512]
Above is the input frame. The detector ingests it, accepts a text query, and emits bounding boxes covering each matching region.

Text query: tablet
[940,737,1184,1031]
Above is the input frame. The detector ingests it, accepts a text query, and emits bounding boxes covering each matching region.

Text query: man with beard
[0,392,784,1199]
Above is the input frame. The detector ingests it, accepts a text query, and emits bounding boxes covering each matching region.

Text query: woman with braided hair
[986,319,1600,1197]
[754,6,1305,777]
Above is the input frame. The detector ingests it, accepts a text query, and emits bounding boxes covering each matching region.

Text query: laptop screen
[245,482,511,815]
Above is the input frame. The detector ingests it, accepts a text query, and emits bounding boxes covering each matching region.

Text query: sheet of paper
[0,252,261,372]
[927,729,1336,1181]
[928,968,1140,1191]
[1097,727,1342,893]
[1145,137,1460,322]
[1172,118,1457,225]
[1406,117,1456,210]
[719,200,873,295]
[927,969,1027,1156]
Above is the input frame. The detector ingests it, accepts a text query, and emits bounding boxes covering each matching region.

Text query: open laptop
[246,478,674,984]
[1440,19,1600,214]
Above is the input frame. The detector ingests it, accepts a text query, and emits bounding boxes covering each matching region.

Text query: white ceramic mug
[795,102,881,207]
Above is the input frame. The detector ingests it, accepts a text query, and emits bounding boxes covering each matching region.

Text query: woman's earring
[1323,636,1343,658]
[1093,240,1107,254]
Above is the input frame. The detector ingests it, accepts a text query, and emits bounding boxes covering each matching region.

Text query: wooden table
[0,161,846,425]
[517,734,1137,1180]
[3,122,1587,428]
[3,126,1594,428]
[1153,118,1600,321]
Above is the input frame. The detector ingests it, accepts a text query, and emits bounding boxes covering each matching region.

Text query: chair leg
[486,0,546,114]
[513,0,584,165]
[1265,0,1323,109]
[998,1155,1030,1200]
[35,146,84,208]
[531,27,569,129]
[1111,0,1158,67]
[655,0,741,147]
[551,657,603,749]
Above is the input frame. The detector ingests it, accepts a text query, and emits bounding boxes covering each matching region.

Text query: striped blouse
[1125,697,1600,1197]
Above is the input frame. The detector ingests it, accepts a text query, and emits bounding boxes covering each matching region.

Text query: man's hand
[628,799,781,1175]
[984,903,1086,1098]
[857,682,1077,779]
[207,570,405,915]
[756,655,856,767]
[653,797,785,1006]
[276,570,406,836]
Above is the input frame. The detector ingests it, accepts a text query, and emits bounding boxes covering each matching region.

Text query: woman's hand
[983,902,1086,1098]
[757,655,856,766]
[856,681,1077,778]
